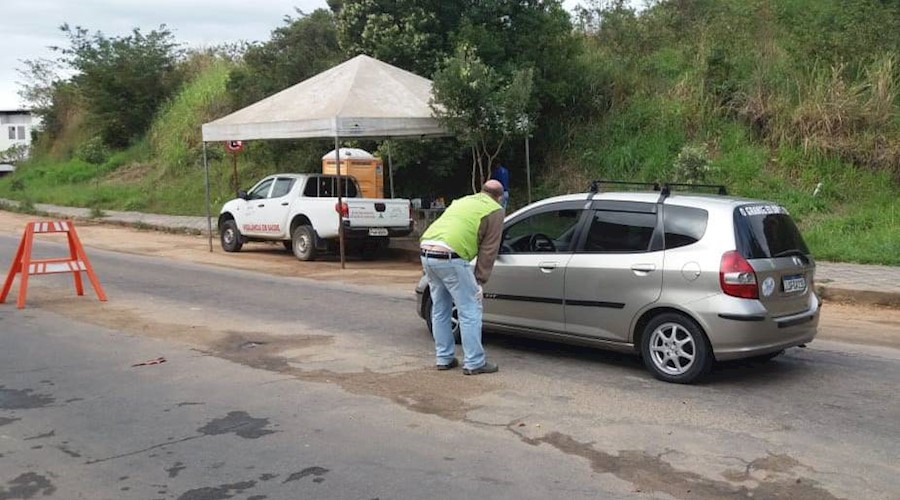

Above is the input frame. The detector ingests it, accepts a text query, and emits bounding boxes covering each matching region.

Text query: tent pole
[203,141,213,251]
[335,135,346,269]
[387,140,395,199]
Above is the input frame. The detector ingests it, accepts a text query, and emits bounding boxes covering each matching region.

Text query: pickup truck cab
[218,173,413,261]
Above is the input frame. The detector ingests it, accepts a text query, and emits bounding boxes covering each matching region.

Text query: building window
[16,126,26,140]
[7,126,14,140]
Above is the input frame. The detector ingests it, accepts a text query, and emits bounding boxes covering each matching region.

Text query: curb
[815,285,900,309]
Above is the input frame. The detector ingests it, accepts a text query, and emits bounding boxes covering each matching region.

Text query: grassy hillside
[0,0,897,264]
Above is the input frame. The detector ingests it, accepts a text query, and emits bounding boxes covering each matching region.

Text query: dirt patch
[0,210,422,291]
[102,162,156,185]
[30,291,496,422]
[207,330,497,421]
[817,302,900,349]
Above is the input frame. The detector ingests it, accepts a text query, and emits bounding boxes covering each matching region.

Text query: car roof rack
[588,180,661,194]
[588,180,727,199]
[660,182,728,196]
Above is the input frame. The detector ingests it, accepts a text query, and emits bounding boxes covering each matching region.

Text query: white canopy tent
[200,54,449,267]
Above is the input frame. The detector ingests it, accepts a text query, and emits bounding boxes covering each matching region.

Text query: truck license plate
[782,274,807,293]
[368,228,388,236]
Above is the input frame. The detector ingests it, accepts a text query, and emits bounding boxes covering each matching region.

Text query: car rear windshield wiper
[773,249,809,262]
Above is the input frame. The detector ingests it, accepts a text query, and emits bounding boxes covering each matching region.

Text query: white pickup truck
[218,173,413,261]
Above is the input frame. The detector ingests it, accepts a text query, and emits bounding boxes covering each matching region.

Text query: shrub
[74,136,111,165]
[673,144,714,183]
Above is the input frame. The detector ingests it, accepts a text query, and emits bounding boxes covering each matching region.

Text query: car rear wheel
[424,293,461,344]
[291,225,317,261]
[641,313,712,384]
[220,220,243,252]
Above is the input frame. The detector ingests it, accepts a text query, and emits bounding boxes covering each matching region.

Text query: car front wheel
[641,313,712,384]
[220,220,243,252]
[291,225,317,261]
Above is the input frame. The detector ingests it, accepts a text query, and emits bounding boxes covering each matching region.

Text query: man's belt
[420,249,462,259]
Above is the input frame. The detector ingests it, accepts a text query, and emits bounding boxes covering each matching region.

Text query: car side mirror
[238,190,249,200]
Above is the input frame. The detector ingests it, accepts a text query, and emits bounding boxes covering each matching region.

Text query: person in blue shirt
[490,163,510,209]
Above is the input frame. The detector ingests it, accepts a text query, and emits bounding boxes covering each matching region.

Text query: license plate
[368,228,388,236]
[783,274,807,293]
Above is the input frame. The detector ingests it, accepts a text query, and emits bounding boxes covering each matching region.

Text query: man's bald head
[482,180,504,202]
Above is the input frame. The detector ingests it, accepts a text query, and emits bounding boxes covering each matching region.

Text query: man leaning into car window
[420,180,505,375]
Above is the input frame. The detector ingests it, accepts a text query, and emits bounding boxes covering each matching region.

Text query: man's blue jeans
[421,256,486,370]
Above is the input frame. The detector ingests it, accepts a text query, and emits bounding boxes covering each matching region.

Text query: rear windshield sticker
[739,205,788,217]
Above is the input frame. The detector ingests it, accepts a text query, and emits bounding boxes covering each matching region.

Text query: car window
[502,209,583,254]
[248,178,274,200]
[302,178,319,197]
[304,177,359,198]
[583,210,656,253]
[271,178,294,198]
[734,204,810,259]
[663,205,708,249]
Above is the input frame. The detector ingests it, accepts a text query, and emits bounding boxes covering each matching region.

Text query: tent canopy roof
[201,54,447,141]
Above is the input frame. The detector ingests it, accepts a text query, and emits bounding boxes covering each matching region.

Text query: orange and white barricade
[1,220,107,309]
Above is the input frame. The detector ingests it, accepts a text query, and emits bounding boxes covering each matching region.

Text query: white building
[0,109,36,175]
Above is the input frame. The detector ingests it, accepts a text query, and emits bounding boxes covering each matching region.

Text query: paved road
[1,235,899,499]
[2,201,899,308]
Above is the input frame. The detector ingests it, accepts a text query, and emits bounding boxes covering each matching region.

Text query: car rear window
[303,176,360,198]
[734,204,810,259]
[663,205,708,249]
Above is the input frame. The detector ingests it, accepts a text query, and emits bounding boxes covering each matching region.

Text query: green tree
[224,9,343,172]
[336,0,465,75]
[337,0,581,192]
[16,58,70,142]
[431,44,534,192]
[54,24,184,148]
[227,9,343,109]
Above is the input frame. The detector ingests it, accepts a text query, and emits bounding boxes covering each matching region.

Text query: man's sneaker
[463,362,499,375]
[436,357,459,370]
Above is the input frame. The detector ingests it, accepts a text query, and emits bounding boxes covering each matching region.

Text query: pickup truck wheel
[291,225,317,261]
[220,220,243,252]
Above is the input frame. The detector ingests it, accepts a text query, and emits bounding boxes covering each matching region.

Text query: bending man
[420,180,505,375]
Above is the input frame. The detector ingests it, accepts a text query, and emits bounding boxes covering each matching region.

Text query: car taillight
[334,201,349,217]
[720,250,758,299]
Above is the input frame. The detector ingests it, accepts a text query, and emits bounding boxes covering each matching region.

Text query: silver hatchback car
[415,182,820,383]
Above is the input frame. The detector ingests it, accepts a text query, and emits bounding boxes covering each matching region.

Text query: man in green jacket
[420,180,505,375]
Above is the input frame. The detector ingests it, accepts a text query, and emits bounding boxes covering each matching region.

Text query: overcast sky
[1,0,589,111]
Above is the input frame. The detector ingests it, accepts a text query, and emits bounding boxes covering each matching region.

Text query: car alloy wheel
[648,322,696,376]
[641,312,712,384]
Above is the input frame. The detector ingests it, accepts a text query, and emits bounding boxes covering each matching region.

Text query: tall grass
[148,54,234,174]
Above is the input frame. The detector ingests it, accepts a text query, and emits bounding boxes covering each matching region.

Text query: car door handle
[631,264,657,275]
[257,203,265,207]
[538,261,557,273]
[281,202,289,206]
